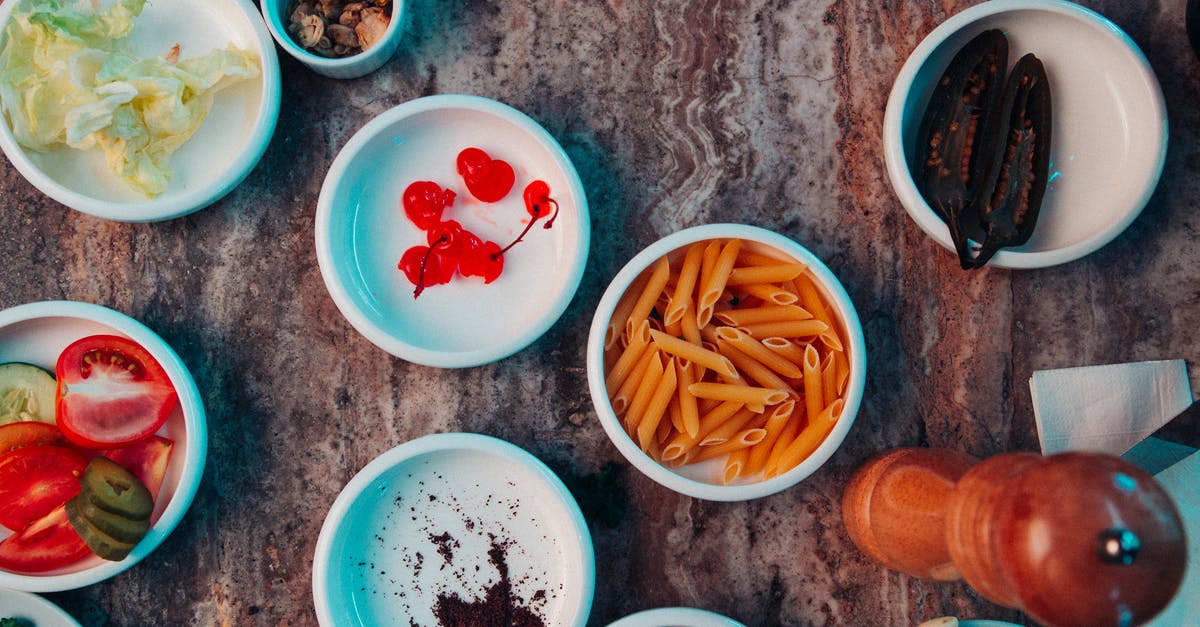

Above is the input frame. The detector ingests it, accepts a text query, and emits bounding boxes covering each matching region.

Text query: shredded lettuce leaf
[0,0,261,197]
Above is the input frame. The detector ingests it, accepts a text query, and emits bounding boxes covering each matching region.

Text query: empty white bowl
[607,607,746,627]
[312,433,594,627]
[883,0,1167,268]
[586,224,867,501]
[315,94,590,368]
[261,0,406,79]
[0,0,281,222]
[0,301,207,592]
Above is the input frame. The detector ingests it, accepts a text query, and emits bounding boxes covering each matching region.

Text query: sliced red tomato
[0,445,87,531]
[0,420,62,453]
[101,436,174,499]
[0,503,90,573]
[55,335,178,449]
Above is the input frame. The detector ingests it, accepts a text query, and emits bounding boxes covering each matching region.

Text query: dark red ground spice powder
[432,536,546,627]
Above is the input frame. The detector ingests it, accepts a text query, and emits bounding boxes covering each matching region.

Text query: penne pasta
[714,305,813,327]
[696,407,757,447]
[740,283,799,306]
[676,359,701,438]
[819,330,844,352]
[626,351,666,434]
[637,358,678,450]
[697,240,722,302]
[605,319,652,396]
[802,343,823,427]
[696,239,741,328]
[835,350,850,395]
[772,399,845,476]
[793,273,832,327]
[627,256,671,332]
[725,263,808,286]
[664,242,706,326]
[717,338,797,398]
[688,382,788,410]
[821,351,837,408]
[724,449,750,484]
[740,319,829,339]
[649,329,738,380]
[661,400,743,461]
[762,337,808,367]
[737,250,794,267]
[763,414,804,478]
[612,346,657,416]
[714,326,803,378]
[692,433,764,464]
[680,301,703,345]
[606,268,651,350]
[745,401,797,476]
[667,389,685,434]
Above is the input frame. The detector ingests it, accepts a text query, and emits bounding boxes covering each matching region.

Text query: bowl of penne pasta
[586,224,866,501]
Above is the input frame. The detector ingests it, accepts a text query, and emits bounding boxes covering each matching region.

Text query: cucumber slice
[0,362,56,426]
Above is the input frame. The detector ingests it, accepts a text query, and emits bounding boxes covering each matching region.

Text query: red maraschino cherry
[456,148,515,203]
[402,181,456,230]
[492,180,559,259]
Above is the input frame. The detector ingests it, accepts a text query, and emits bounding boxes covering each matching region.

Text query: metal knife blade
[1120,400,1199,475]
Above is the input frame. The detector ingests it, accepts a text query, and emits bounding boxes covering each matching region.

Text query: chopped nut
[291,2,314,23]
[326,23,359,48]
[356,7,389,49]
[296,14,325,48]
[339,2,364,27]
[163,43,180,64]
[287,0,392,57]
[316,0,339,21]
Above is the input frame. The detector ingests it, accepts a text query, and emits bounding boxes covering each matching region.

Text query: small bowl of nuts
[261,0,404,79]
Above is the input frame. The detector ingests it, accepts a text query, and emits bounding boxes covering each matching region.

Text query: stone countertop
[2,0,1198,624]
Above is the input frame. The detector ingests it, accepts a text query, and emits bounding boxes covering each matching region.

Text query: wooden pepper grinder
[842,448,1187,627]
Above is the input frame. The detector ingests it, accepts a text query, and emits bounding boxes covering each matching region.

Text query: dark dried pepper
[971,53,1051,268]
[915,30,1052,269]
[916,29,1007,268]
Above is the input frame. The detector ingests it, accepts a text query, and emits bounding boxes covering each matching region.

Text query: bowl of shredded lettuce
[0,0,281,222]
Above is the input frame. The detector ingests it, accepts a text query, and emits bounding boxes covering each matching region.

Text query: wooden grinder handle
[843,449,1187,626]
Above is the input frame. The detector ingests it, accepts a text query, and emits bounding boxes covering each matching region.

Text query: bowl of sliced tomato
[0,301,206,592]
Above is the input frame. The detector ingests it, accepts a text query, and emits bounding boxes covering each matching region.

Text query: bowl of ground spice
[261,0,404,79]
[312,433,594,626]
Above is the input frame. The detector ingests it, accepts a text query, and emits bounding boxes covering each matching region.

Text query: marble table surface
[2,0,1198,624]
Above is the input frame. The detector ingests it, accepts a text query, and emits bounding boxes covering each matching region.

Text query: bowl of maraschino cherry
[315,95,590,368]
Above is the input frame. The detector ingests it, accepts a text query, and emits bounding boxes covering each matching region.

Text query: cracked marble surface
[1,0,1198,624]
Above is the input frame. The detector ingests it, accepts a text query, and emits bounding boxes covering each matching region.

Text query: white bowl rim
[606,606,747,627]
[586,224,867,502]
[0,0,282,223]
[0,300,208,592]
[0,587,82,626]
[311,431,596,627]
[260,0,406,72]
[882,0,1168,269]
[314,93,591,368]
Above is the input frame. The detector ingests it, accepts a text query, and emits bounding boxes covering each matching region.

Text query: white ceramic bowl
[0,588,80,626]
[315,94,590,368]
[883,0,1167,269]
[0,0,281,222]
[312,433,594,627]
[607,607,746,627]
[261,0,406,79]
[586,224,867,501]
[0,301,207,592]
